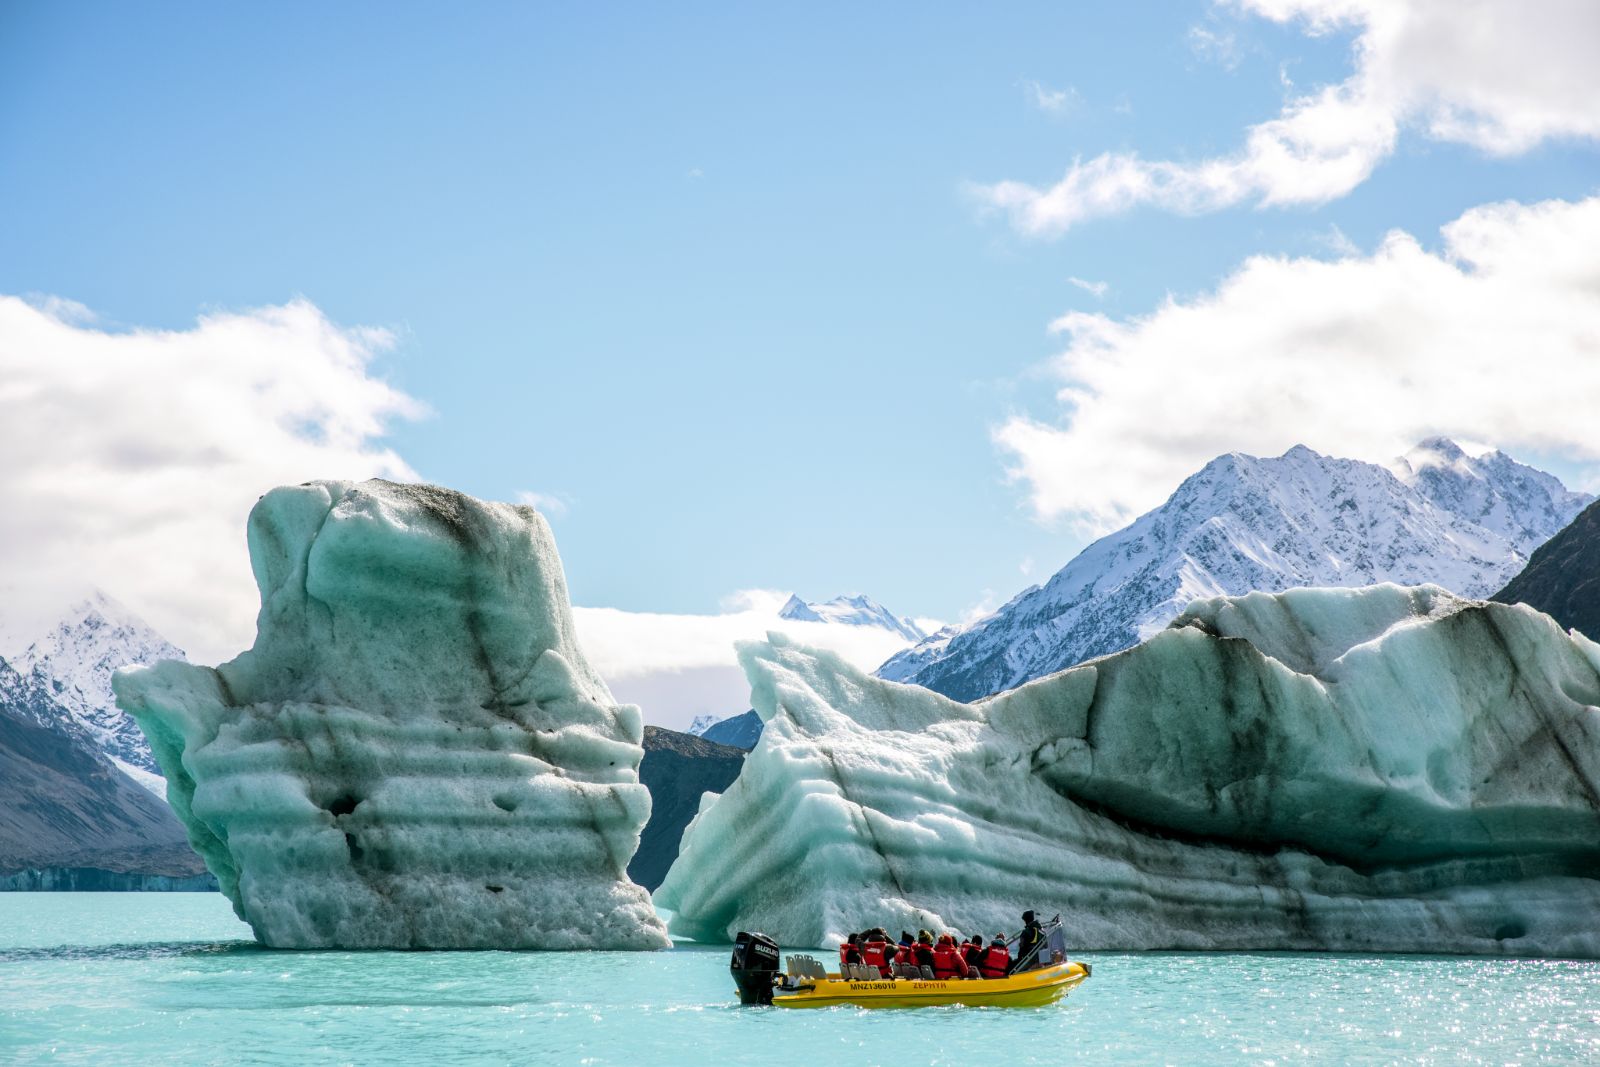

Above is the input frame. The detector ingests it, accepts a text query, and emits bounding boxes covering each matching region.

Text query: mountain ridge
[1493,497,1600,641]
[879,439,1591,702]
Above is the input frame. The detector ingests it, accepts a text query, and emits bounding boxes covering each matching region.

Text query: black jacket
[1014,923,1046,970]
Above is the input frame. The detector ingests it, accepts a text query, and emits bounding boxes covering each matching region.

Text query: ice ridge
[658,584,1600,956]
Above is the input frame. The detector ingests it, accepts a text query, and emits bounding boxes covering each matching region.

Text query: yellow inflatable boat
[771,960,1089,1009]
[730,931,1091,1009]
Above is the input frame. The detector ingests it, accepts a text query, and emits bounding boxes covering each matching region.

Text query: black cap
[1023,910,1036,924]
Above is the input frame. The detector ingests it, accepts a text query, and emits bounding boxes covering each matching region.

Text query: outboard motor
[730,931,781,1005]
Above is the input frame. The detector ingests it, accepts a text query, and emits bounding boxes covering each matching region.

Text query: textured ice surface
[113,479,667,949]
[658,585,1600,956]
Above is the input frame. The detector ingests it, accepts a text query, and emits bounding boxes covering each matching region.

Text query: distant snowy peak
[12,590,185,782]
[778,593,926,642]
[1391,437,1591,558]
[686,714,722,737]
[879,439,1591,702]
[688,594,926,746]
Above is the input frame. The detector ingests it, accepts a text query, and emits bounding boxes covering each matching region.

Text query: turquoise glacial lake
[2,894,1597,1065]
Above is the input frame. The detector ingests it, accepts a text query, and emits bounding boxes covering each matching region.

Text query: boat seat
[786,954,827,981]
[920,965,935,980]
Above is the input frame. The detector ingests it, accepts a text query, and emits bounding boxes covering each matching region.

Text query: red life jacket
[894,943,914,967]
[838,944,850,967]
[851,940,876,979]
[979,943,1010,979]
[931,944,966,980]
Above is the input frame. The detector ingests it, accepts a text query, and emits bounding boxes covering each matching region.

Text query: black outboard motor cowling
[730,931,781,1005]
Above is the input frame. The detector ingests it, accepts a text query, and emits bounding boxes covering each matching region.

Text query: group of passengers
[837,911,1052,980]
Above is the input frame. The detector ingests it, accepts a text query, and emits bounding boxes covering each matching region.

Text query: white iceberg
[113,479,668,950]
[656,584,1600,956]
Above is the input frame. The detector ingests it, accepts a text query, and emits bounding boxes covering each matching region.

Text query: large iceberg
[113,480,668,949]
[656,585,1600,956]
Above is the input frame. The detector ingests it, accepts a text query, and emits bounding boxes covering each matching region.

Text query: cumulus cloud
[572,590,923,730]
[980,0,1600,236]
[0,295,923,729]
[995,194,1600,529]
[0,295,423,662]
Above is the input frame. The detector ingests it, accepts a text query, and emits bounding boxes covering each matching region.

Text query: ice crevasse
[113,479,668,949]
[655,584,1600,956]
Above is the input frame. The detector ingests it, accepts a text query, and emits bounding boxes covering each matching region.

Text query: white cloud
[0,295,424,662]
[515,489,571,518]
[1068,276,1109,298]
[980,0,1600,236]
[1025,80,1081,114]
[572,591,920,730]
[995,194,1600,528]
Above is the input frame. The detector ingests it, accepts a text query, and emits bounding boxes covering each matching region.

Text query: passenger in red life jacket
[978,934,1011,979]
[839,932,863,969]
[961,934,985,975]
[931,934,970,980]
[861,935,890,977]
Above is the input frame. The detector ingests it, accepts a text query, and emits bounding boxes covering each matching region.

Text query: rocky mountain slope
[1494,498,1600,640]
[0,656,207,889]
[629,726,746,891]
[880,439,1590,701]
[695,710,763,749]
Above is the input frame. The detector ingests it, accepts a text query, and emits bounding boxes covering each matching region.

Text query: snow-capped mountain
[777,593,927,643]
[0,653,73,738]
[0,652,206,885]
[1392,437,1589,555]
[879,439,1592,702]
[688,592,928,746]
[7,591,186,792]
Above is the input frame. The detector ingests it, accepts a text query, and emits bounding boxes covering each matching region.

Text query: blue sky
[2,1,1598,722]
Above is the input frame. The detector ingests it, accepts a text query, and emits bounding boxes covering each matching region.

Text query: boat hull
[769,961,1089,1009]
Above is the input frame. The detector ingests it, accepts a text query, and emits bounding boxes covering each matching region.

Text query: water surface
[2,894,1596,1064]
